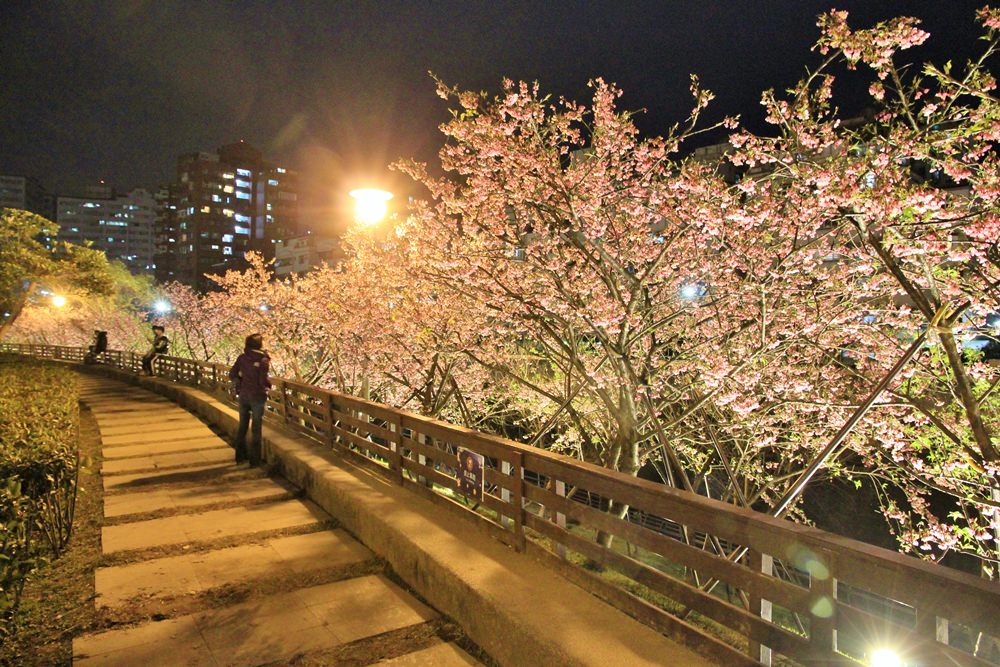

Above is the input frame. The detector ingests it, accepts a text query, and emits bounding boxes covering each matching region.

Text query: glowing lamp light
[51,295,67,308]
[680,283,700,300]
[869,648,902,667]
[349,188,393,226]
[153,300,171,315]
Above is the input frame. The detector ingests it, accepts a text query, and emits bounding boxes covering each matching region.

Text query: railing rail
[4,343,998,667]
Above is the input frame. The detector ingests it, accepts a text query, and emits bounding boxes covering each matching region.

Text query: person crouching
[229,333,271,465]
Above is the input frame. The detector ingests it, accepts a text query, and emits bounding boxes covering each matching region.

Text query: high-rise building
[56,185,157,273]
[171,141,298,289]
[0,174,54,219]
[153,183,182,283]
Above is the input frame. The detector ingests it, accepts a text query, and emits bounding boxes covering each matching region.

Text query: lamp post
[349,188,394,226]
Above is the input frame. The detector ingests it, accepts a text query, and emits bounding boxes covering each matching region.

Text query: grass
[0,399,103,667]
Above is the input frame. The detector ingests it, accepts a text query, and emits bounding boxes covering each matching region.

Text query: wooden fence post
[389,413,404,485]
[808,550,837,661]
[507,452,525,552]
[748,550,774,666]
[554,479,567,560]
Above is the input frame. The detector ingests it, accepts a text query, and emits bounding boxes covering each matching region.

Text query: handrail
[5,343,998,667]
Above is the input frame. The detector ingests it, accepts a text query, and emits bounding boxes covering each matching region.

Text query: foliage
[6,259,156,353]
[730,6,1000,568]
[0,360,80,624]
[0,208,117,340]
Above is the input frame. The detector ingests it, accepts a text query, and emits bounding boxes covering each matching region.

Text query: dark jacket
[152,334,169,355]
[229,349,271,401]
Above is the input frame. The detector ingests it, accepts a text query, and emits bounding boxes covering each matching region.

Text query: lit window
[211,194,222,202]
[222,234,234,242]
[236,168,252,177]
[222,172,234,179]
[235,179,251,188]
[236,191,250,200]
[223,185,234,193]
[234,225,250,235]
[266,203,272,210]
[201,206,211,213]
[223,246,233,255]
[268,179,279,186]
[223,209,234,217]
[211,244,219,250]
[234,213,250,223]
[276,167,286,173]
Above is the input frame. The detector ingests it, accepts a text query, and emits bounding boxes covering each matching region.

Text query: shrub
[0,360,79,621]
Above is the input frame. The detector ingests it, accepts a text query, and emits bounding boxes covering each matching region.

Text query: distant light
[349,188,393,226]
[870,648,902,667]
[680,284,700,300]
[153,300,171,314]
[259,304,269,312]
[51,295,66,308]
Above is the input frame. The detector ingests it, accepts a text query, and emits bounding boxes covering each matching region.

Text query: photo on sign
[456,448,484,502]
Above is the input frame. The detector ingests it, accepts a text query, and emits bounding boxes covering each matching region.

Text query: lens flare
[349,188,393,226]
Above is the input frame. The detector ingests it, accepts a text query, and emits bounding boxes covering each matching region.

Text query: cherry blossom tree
[730,7,1000,569]
[391,77,855,533]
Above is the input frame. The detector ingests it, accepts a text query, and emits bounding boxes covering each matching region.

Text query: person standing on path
[229,333,271,465]
[141,325,169,375]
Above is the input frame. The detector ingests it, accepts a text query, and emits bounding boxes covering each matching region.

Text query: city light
[51,295,66,308]
[869,648,902,667]
[153,300,171,314]
[349,188,393,226]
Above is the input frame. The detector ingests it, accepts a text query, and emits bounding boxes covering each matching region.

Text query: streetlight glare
[869,648,902,667]
[349,188,393,226]
[680,283,700,300]
[153,300,171,314]
[51,295,67,308]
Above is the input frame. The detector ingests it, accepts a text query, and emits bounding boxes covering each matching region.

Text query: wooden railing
[4,343,999,667]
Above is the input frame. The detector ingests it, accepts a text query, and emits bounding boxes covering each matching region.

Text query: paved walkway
[73,376,481,666]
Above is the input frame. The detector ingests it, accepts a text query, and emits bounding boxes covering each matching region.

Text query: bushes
[0,360,79,623]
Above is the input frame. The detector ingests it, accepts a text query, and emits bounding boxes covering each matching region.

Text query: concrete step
[98,420,215,438]
[73,575,436,666]
[101,498,329,553]
[101,447,233,475]
[373,642,482,666]
[104,476,292,518]
[102,464,261,493]
[101,426,217,447]
[86,401,177,413]
[102,437,226,460]
[96,529,373,608]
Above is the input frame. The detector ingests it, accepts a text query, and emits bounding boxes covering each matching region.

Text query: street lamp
[869,648,902,667]
[51,295,67,308]
[152,300,171,315]
[349,188,393,226]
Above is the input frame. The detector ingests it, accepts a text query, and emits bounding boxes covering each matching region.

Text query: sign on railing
[4,343,999,667]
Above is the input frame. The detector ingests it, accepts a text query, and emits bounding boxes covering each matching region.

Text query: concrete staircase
[73,377,481,666]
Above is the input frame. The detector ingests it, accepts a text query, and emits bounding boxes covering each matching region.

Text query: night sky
[0,0,991,227]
